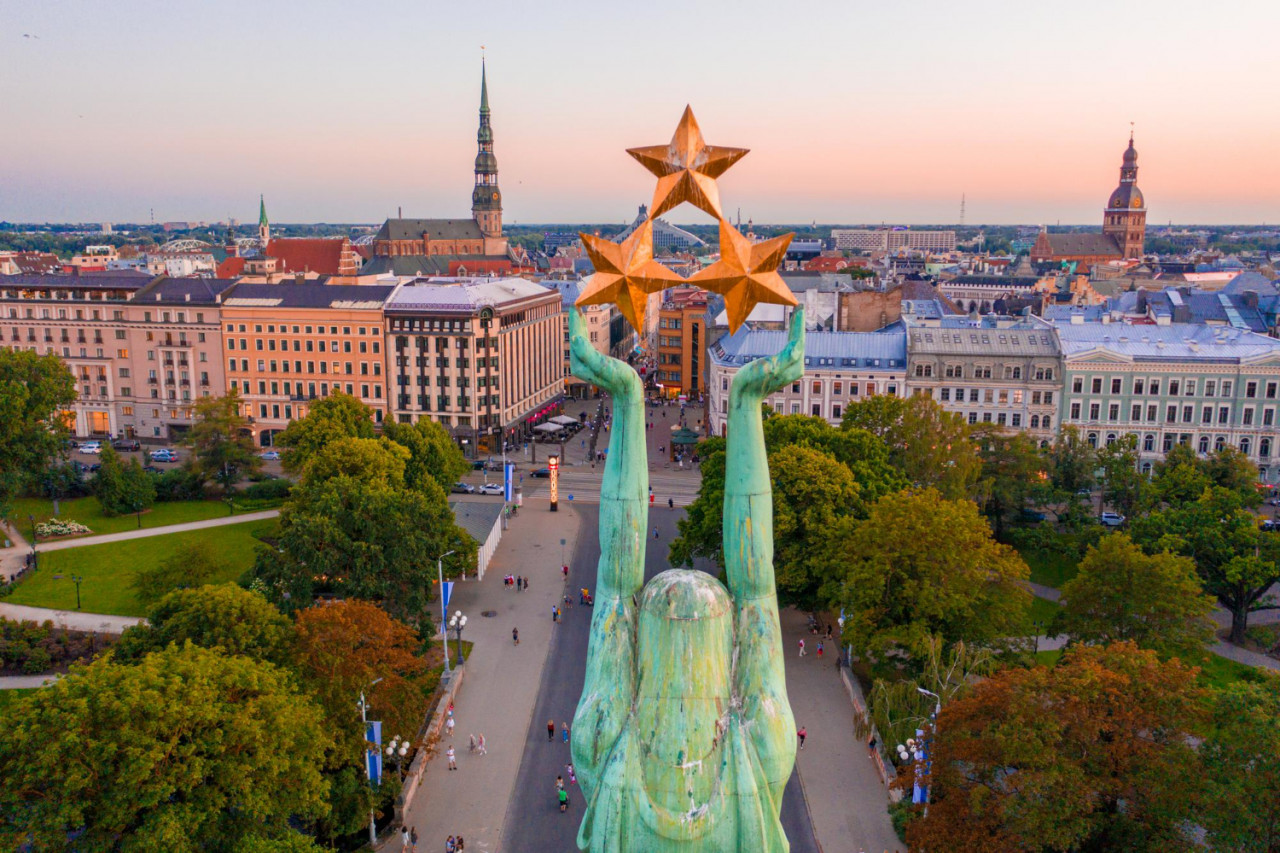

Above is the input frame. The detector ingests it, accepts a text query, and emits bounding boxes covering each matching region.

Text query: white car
[1099,511,1125,527]
[150,449,178,463]
[79,441,102,454]
[259,450,281,461]
[478,482,505,496]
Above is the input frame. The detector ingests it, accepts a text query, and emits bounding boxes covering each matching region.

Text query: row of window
[395,394,501,411]
[936,388,1055,406]
[227,358,382,377]
[228,337,379,354]
[394,336,498,352]
[915,364,1055,381]
[227,323,381,336]
[5,307,210,324]
[1085,431,1274,459]
[1071,376,1278,399]
[1068,401,1277,427]
[237,382,383,405]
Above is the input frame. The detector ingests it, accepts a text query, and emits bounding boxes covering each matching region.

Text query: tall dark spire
[472,58,502,237]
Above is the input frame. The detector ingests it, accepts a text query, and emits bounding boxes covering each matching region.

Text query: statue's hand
[731,307,805,399]
[569,307,641,399]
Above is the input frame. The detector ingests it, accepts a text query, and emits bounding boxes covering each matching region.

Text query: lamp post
[385,734,410,781]
[449,609,468,666]
[358,677,384,848]
[436,550,455,677]
[914,686,942,815]
[71,574,83,610]
[27,514,37,572]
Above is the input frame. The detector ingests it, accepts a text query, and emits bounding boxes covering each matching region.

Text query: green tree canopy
[840,395,981,499]
[829,488,1030,659]
[770,443,862,607]
[0,349,76,519]
[276,392,375,475]
[0,644,330,852]
[252,475,475,625]
[130,540,230,606]
[116,582,292,663]
[1199,678,1280,852]
[300,436,409,491]
[181,390,260,496]
[92,445,127,515]
[976,429,1050,539]
[1149,443,1212,510]
[1097,433,1145,520]
[382,418,470,493]
[1054,534,1216,660]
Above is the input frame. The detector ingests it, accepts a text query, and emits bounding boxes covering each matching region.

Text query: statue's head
[634,570,734,765]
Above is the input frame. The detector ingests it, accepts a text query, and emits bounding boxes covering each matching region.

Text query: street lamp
[71,574,83,610]
[27,514,37,572]
[385,734,410,781]
[358,678,384,848]
[449,609,468,666]
[436,551,456,677]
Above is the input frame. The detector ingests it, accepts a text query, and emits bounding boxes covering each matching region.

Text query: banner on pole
[365,720,383,784]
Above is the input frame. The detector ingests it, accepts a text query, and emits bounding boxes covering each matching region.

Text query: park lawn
[1019,547,1079,589]
[1028,595,1061,631]
[10,496,232,538]
[5,519,277,617]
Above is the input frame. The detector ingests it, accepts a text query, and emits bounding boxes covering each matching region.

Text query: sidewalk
[0,602,143,634]
[781,608,903,853]
[390,504,582,851]
[30,510,280,555]
[0,674,60,690]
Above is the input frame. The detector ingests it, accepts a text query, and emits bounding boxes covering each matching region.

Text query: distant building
[550,278,632,399]
[831,229,956,253]
[655,287,708,399]
[614,205,706,253]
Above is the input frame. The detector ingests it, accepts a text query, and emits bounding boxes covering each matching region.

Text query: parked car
[65,438,80,450]
[1076,488,1092,497]
[531,468,551,478]
[1261,519,1278,532]
[451,482,476,494]
[85,463,101,474]
[149,448,178,463]
[1267,497,1280,507]
[1019,509,1048,523]
[79,441,102,454]
[1099,511,1126,527]
[472,459,488,470]
[111,439,141,452]
[258,450,281,461]
[142,465,162,475]
[478,483,505,496]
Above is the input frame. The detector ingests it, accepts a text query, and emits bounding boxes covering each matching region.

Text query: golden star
[692,220,796,333]
[576,220,684,333]
[626,106,748,221]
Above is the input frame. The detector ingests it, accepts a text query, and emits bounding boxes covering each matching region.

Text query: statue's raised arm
[568,307,647,795]
[724,307,804,802]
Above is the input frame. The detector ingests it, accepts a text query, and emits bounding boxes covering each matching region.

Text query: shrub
[21,647,51,675]
[34,519,91,538]
[240,479,292,502]
[153,468,203,502]
[133,540,228,605]
[889,799,920,842]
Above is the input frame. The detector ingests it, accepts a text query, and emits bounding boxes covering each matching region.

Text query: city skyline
[4,0,1279,225]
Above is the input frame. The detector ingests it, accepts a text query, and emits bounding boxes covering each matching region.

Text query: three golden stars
[575,106,796,335]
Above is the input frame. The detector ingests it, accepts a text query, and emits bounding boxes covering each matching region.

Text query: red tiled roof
[803,256,849,272]
[265,238,358,276]
[14,252,63,275]
[447,258,513,276]
[217,256,247,278]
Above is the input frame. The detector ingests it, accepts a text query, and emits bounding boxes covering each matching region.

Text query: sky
[3,0,1279,226]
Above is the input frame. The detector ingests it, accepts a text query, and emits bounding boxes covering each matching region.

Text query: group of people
[549,719,578,813]
[503,574,528,591]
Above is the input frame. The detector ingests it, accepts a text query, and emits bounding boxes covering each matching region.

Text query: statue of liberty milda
[568,107,803,852]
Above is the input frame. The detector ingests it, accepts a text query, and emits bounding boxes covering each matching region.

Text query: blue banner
[442,581,454,612]
[365,720,383,784]
[504,462,515,502]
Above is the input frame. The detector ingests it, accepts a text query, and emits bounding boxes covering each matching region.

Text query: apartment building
[218,283,397,446]
[384,277,564,456]
[1054,321,1280,481]
[905,315,1063,441]
[831,229,957,253]
[708,326,906,436]
[655,287,707,400]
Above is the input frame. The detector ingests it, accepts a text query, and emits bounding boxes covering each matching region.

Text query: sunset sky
[3,0,1278,226]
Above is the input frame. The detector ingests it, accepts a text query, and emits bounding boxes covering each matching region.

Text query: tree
[0,644,331,852]
[841,395,981,499]
[1149,443,1211,510]
[118,458,156,517]
[829,489,1030,660]
[1199,679,1280,852]
[182,390,260,497]
[276,392,374,475]
[252,476,475,625]
[300,436,409,491]
[976,429,1049,540]
[1204,445,1261,505]
[292,600,432,749]
[1097,433,1145,519]
[908,642,1206,853]
[115,582,292,663]
[131,539,229,605]
[382,418,470,493]
[669,439,727,569]
[770,444,861,607]
[0,349,76,520]
[1054,534,1216,660]
[1130,486,1280,643]
[92,445,127,514]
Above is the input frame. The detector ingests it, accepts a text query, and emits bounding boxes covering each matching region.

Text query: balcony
[180,380,190,387]
[147,377,158,385]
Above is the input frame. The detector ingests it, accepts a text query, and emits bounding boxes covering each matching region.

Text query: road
[499,504,821,852]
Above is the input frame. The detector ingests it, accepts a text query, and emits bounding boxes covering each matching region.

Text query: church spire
[472,58,502,238]
[258,194,270,246]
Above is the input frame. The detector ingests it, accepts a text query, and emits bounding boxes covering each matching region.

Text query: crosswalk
[515,469,704,507]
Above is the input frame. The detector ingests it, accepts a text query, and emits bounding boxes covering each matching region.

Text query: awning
[550,415,579,426]
[533,423,563,433]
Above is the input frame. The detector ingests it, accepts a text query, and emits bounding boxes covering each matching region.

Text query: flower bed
[34,519,92,539]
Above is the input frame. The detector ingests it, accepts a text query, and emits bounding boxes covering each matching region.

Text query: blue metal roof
[711,327,906,370]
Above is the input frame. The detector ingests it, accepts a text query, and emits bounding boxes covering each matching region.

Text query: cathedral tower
[1102,134,1146,259]
[471,60,503,238]
[258,194,271,247]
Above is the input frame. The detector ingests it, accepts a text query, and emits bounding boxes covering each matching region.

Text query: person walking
[867,734,877,756]
[477,733,487,755]
[797,726,807,750]
[446,745,457,770]
[512,627,520,646]
[653,527,659,540]
[446,715,455,738]
[522,576,528,591]
[562,563,569,579]
[668,497,674,509]
[400,826,410,851]
[409,826,418,852]
[516,575,523,592]
[468,733,477,753]
[566,762,576,785]
[559,788,570,813]
[445,836,455,853]
[816,640,824,659]
[798,638,806,657]
[455,837,464,852]
[547,719,556,741]
[556,774,565,791]
[562,722,570,743]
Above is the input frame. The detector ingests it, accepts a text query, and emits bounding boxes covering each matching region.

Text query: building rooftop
[132,277,239,304]
[0,273,152,292]
[449,500,504,544]
[264,238,353,276]
[711,326,906,370]
[385,277,553,312]
[374,218,484,242]
[906,315,1060,355]
[1052,320,1280,362]
[221,282,396,309]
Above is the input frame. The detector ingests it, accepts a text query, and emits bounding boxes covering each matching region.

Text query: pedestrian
[410,826,418,852]
[400,826,410,851]
[455,837,464,852]
[522,576,528,591]
[559,788,570,812]
[867,734,877,756]
[477,733,487,755]
[444,834,454,853]
[653,527,659,540]
[562,721,570,743]
[668,497,674,509]
[562,563,569,579]
[512,627,520,646]
[566,762,576,784]
[798,638,806,657]
[547,719,556,741]
[446,745,457,770]
[469,733,477,753]
[797,726,807,750]
[817,640,824,659]
[446,716,455,738]
[556,774,565,791]
[552,606,558,622]
[825,625,833,643]
[516,574,523,592]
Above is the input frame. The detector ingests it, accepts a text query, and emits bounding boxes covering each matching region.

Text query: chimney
[184,293,191,302]
[294,271,305,286]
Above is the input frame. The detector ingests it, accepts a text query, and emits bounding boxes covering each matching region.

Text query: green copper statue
[569,306,805,852]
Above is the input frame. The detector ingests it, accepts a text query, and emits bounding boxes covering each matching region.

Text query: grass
[1019,547,1079,589]
[1028,595,1061,631]
[1035,646,1264,689]
[8,496,234,538]
[4,519,278,617]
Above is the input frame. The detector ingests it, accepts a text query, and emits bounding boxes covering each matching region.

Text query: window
[1170,380,1181,396]
[969,389,979,402]
[1143,434,1155,452]
[940,388,951,402]
[1132,404,1142,421]
[1150,380,1160,395]
[1035,367,1052,381]
[1070,402,1081,419]
[1134,379,1145,395]
[1183,405,1194,423]
[1109,404,1120,421]
[1244,408,1255,426]
[833,382,842,395]
[1072,378,1083,393]
[1267,382,1277,400]
[1205,380,1216,398]
[1111,378,1122,394]
[812,380,822,394]
[1089,403,1100,420]
[1241,437,1252,456]
[968,413,978,424]
[997,413,1007,425]
[1202,406,1213,424]
[1031,415,1040,428]
[1266,409,1275,427]
[1223,382,1233,397]
[914,364,932,377]
[1263,437,1273,458]
[1219,406,1230,424]
[1087,433,1098,448]
[1247,381,1258,398]
[1198,436,1210,454]
[1163,434,1175,453]
[1091,378,1103,393]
